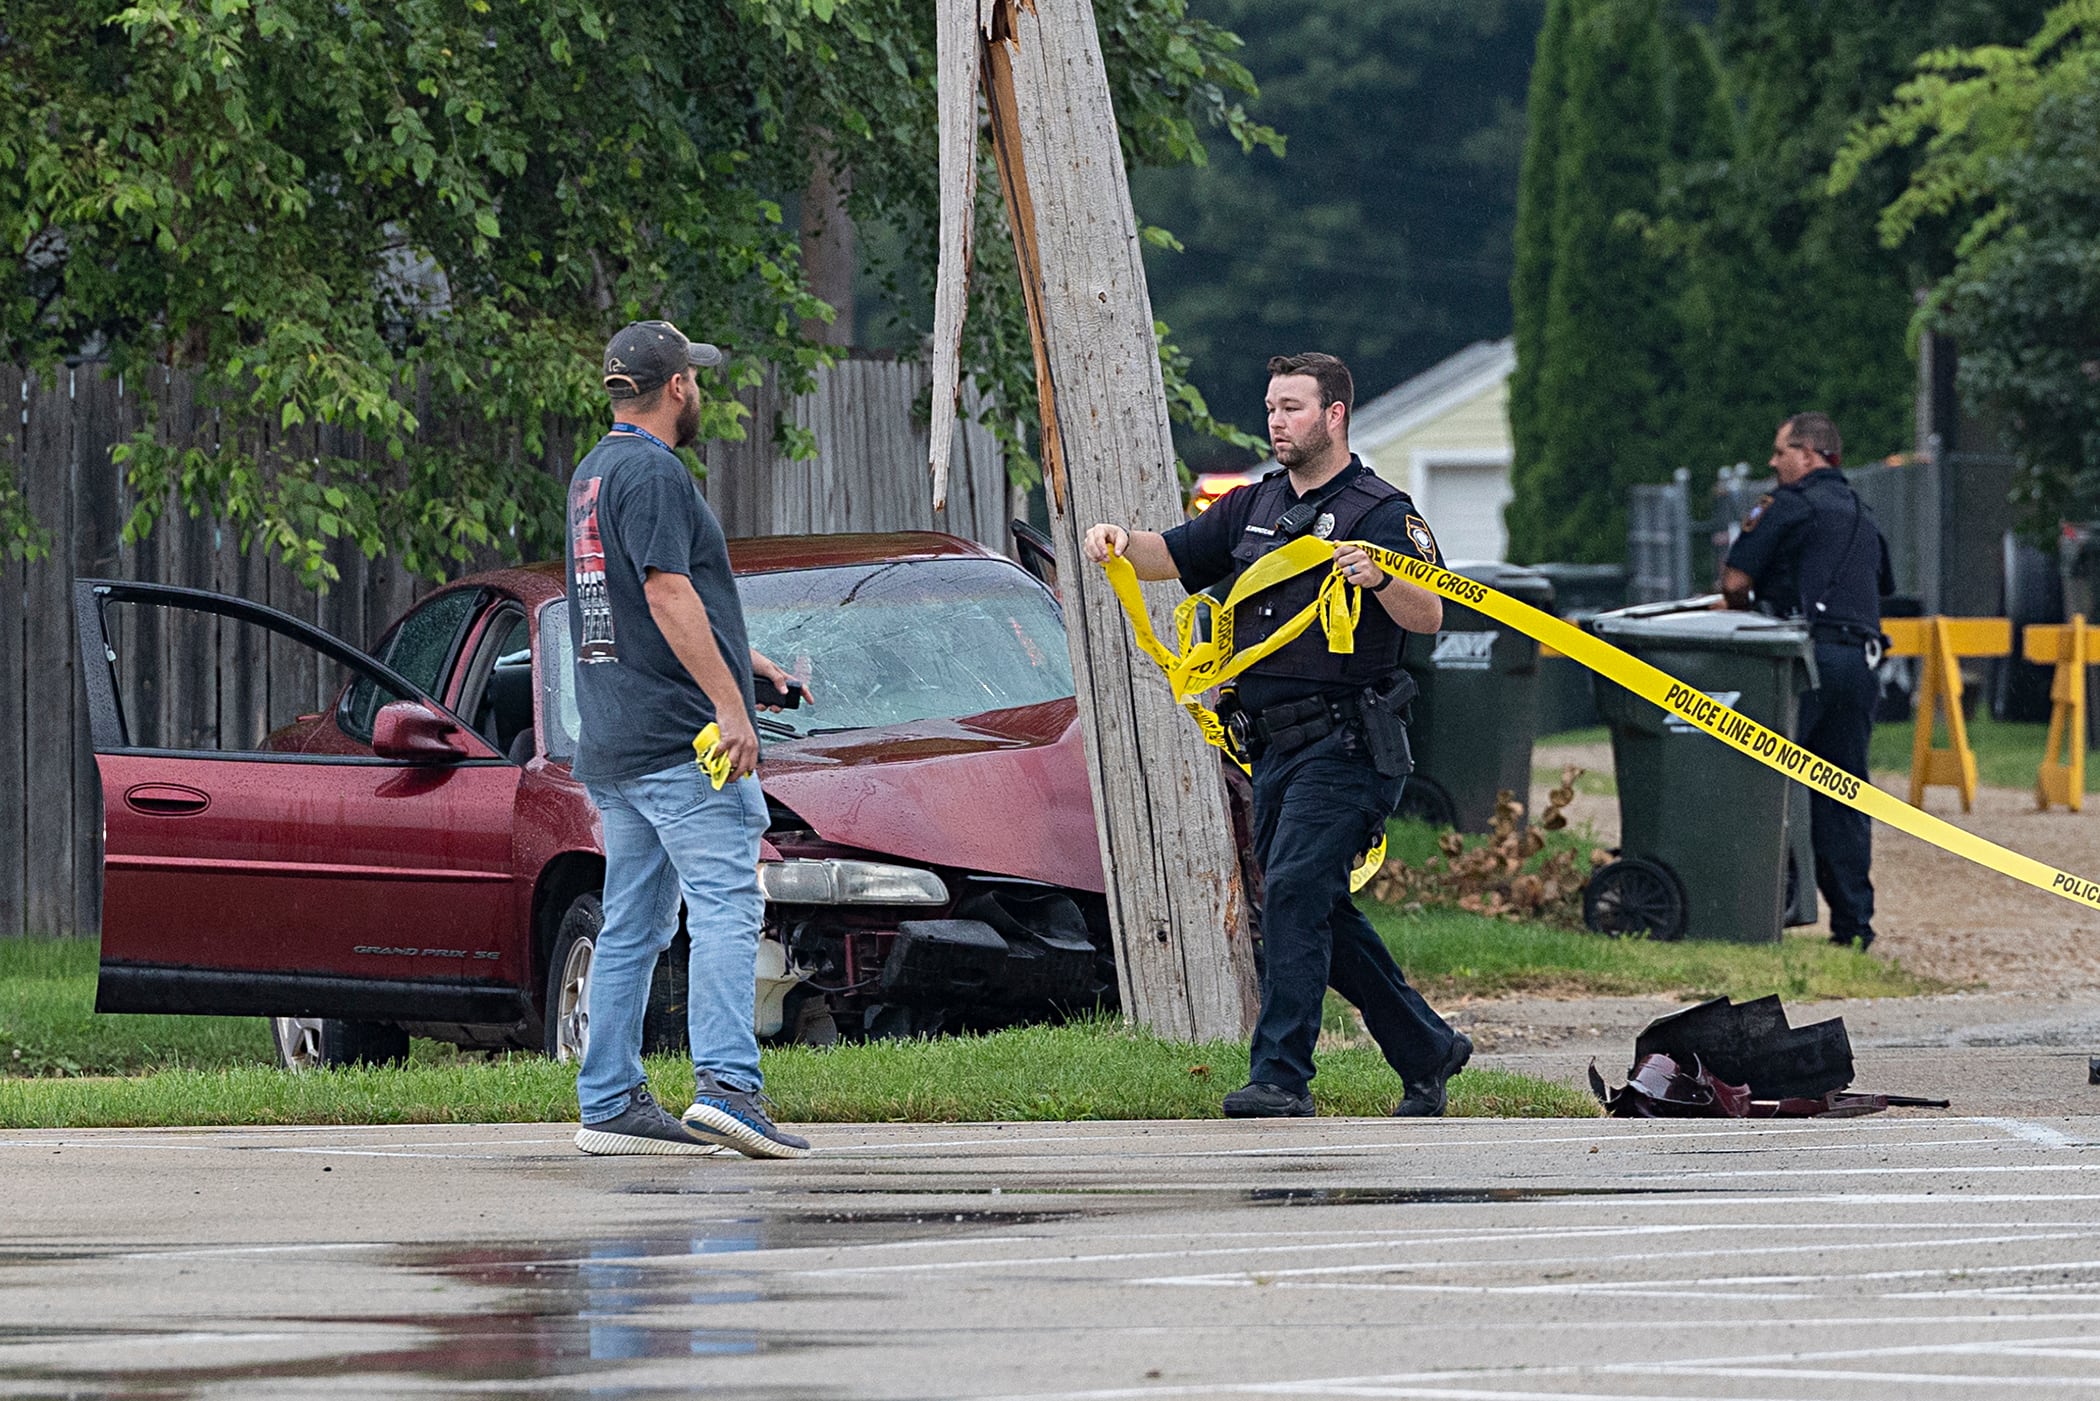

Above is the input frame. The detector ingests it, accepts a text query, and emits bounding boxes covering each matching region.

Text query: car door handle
[124,783,210,817]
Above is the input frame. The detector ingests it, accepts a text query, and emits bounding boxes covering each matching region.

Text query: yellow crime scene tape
[1104,534,2100,914]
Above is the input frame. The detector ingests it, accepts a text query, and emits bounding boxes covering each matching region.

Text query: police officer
[1721,411,1894,950]
[1082,352,1472,1118]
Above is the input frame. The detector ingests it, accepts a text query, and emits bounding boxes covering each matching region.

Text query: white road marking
[1977,1117,2091,1149]
[1620,1161,2100,1181]
[111,1242,393,1261]
[982,1334,2100,1399]
[794,1225,2100,1282]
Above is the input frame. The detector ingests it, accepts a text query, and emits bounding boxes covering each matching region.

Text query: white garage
[1351,338,1516,563]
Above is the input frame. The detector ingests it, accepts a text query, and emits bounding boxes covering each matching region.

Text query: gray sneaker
[683,1070,812,1159]
[576,1084,724,1157]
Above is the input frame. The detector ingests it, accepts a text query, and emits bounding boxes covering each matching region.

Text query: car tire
[271,1018,410,1071]
[544,892,602,1062]
[784,989,840,1047]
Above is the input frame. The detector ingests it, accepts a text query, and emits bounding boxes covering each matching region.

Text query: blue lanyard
[607,422,679,458]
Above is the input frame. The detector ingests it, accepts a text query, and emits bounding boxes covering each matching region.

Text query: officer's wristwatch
[1368,568,1393,594]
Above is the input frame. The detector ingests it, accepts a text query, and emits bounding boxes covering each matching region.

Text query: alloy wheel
[272,1017,328,1072]
[553,934,594,1062]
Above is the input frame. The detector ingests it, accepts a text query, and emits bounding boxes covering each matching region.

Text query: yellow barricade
[1104,541,2100,915]
[1882,616,2011,813]
[2025,615,2090,812]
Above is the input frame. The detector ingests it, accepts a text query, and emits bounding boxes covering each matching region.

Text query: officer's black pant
[1798,641,1877,941]
[1247,725,1458,1096]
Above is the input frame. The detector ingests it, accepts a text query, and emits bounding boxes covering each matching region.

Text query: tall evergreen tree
[1507,0,2056,566]
[1682,0,2057,465]
[1508,0,1674,563]
[1506,0,1573,528]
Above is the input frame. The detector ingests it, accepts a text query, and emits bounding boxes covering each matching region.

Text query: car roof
[457,531,1009,605]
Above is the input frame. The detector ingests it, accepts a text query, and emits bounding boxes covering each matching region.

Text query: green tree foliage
[1506,0,1677,562]
[1834,1,2100,525]
[1506,0,2054,563]
[1690,0,2050,466]
[1128,0,1546,470]
[0,0,1272,579]
[1505,0,1572,507]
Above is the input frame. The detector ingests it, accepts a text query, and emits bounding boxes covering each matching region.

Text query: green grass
[1870,709,2091,791]
[0,1020,1598,1128]
[1367,816,1940,1002]
[1533,726,1616,795]
[1380,815,1601,872]
[0,937,274,1076]
[0,938,1593,1124]
[1538,726,1609,748]
[1368,906,1935,1001]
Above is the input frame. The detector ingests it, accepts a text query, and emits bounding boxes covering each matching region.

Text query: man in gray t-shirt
[563,320,809,1161]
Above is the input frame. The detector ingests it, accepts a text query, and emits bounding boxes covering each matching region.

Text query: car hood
[757,699,1104,893]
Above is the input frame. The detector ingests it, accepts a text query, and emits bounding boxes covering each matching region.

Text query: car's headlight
[759,859,949,906]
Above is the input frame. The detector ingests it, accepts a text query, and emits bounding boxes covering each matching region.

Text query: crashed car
[75,532,1116,1068]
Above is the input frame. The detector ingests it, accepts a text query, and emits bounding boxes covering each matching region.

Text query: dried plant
[1366,766,1604,924]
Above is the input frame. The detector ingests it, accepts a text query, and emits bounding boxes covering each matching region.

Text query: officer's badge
[1313,511,1336,540]
[1742,494,1773,532]
[1405,515,1439,564]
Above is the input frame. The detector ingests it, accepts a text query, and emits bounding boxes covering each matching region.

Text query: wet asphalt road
[6,1104,2100,1399]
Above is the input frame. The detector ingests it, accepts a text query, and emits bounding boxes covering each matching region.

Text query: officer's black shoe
[1830,928,1875,952]
[1392,1032,1473,1118]
[1222,1081,1315,1118]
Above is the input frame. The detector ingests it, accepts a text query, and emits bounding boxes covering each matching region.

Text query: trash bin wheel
[1395,775,1455,828]
[1583,856,1688,941]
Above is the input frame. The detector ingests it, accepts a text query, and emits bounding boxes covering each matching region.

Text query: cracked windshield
[738,557,1072,735]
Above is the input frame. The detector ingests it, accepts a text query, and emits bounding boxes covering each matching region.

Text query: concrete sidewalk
[6,1108,2100,1398]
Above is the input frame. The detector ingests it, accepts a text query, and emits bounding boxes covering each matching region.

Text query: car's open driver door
[73,580,528,1025]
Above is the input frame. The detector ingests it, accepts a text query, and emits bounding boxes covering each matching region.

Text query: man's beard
[673,392,702,448]
[1273,416,1330,469]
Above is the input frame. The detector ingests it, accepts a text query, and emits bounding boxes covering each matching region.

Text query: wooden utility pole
[930,0,1256,1041]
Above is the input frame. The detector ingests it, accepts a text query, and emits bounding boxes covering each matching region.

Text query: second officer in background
[1082,351,1472,1118]
[1721,411,1893,950]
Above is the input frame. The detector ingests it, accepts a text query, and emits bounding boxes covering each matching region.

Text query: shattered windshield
[738,557,1072,735]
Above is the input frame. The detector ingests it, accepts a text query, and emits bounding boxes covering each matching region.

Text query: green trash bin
[1785,781,1818,930]
[1532,564,1629,736]
[1399,562,1555,832]
[1585,607,1816,942]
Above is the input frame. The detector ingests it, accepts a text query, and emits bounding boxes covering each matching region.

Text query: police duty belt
[1104,534,2100,915]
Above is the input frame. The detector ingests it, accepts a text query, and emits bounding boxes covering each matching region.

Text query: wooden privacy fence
[0,355,1011,940]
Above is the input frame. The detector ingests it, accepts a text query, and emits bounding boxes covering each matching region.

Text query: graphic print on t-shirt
[569,475,617,662]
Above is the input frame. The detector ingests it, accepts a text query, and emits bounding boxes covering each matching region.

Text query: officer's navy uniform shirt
[1722,463,1888,942]
[1723,467,1893,631]
[1160,457,1439,712]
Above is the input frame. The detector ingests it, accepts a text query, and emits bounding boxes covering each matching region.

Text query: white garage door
[1423,459,1512,562]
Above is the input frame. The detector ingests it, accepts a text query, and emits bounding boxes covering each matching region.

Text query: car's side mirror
[372,700,472,763]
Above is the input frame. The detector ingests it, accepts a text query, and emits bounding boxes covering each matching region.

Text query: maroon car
[75,532,1113,1068]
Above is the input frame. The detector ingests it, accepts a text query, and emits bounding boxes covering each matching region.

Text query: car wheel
[271,1018,410,1071]
[544,891,602,1062]
[784,989,839,1047]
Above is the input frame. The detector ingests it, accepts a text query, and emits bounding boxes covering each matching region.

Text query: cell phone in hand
[752,676,805,710]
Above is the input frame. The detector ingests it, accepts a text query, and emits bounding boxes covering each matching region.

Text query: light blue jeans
[579,762,768,1124]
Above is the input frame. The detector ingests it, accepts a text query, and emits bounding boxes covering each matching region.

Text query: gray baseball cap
[602,320,725,399]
